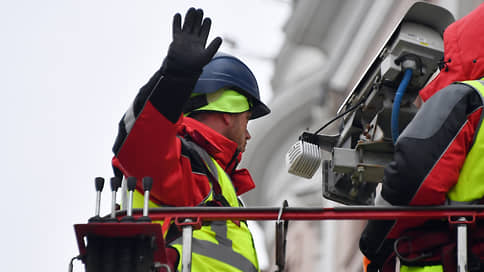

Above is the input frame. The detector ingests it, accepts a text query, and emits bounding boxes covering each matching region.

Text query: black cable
[313,98,366,136]
[393,236,432,263]
[68,255,82,272]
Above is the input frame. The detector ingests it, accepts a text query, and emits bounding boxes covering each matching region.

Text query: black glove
[162,7,222,76]
[134,8,222,123]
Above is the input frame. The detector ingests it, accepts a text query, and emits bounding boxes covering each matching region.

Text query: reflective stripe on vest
[400,264,443,272]
[131,139,259,272]
[447,79,484,202]
[171,221,258,272]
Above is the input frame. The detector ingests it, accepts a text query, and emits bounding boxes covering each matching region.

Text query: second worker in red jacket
[360,3,484,272]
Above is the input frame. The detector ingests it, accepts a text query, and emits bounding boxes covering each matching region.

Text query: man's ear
[221,113,232,126]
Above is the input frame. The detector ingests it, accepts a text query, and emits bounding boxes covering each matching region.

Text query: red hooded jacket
[420,3,484,101]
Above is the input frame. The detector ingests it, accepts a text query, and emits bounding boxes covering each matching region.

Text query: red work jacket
[112,101,255,207]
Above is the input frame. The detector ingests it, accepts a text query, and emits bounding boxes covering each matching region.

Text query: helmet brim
[250,101,271,119]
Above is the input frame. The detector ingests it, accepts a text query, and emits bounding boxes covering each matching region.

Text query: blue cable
[391,68,413,144]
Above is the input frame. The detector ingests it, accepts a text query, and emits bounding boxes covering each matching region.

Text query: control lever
[106,176,122,222]
[138,177,153,222]
[89,177,105,222]
[121,177,137,222]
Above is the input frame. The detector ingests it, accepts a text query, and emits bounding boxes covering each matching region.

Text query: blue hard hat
[189,52,271,119]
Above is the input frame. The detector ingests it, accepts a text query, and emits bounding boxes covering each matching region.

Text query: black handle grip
[142,177,153,191]
[95,177,105,191]
[127,177,137,191]
[110,176,122,192]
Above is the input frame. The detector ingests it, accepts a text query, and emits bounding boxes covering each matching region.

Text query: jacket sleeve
[359,83,483,264]
[111,68,211,206]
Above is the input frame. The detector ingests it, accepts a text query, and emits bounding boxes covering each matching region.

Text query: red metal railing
[75,205,484,272]
[111,205,484,223]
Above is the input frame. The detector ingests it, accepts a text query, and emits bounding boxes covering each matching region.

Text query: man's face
[225,111,252,153]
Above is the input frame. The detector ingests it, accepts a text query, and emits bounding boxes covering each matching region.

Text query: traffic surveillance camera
[286,1,455,205]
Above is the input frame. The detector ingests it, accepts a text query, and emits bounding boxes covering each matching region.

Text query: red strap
[161,216,172,238]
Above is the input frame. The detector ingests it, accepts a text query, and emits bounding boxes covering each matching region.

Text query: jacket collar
[178,116,256,195]
[178,116,241,172]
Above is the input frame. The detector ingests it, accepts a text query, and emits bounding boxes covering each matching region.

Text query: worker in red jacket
[111,8,270,272]
[360,3,484,272]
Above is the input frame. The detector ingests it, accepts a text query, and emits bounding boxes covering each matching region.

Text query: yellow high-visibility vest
[447,79,484,202]
[132,141,259,272]
[401,79,484,272]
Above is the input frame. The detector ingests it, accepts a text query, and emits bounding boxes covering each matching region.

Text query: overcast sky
[0,1,289,271]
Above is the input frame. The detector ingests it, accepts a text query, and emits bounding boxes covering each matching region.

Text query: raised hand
[162,8,222,76]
